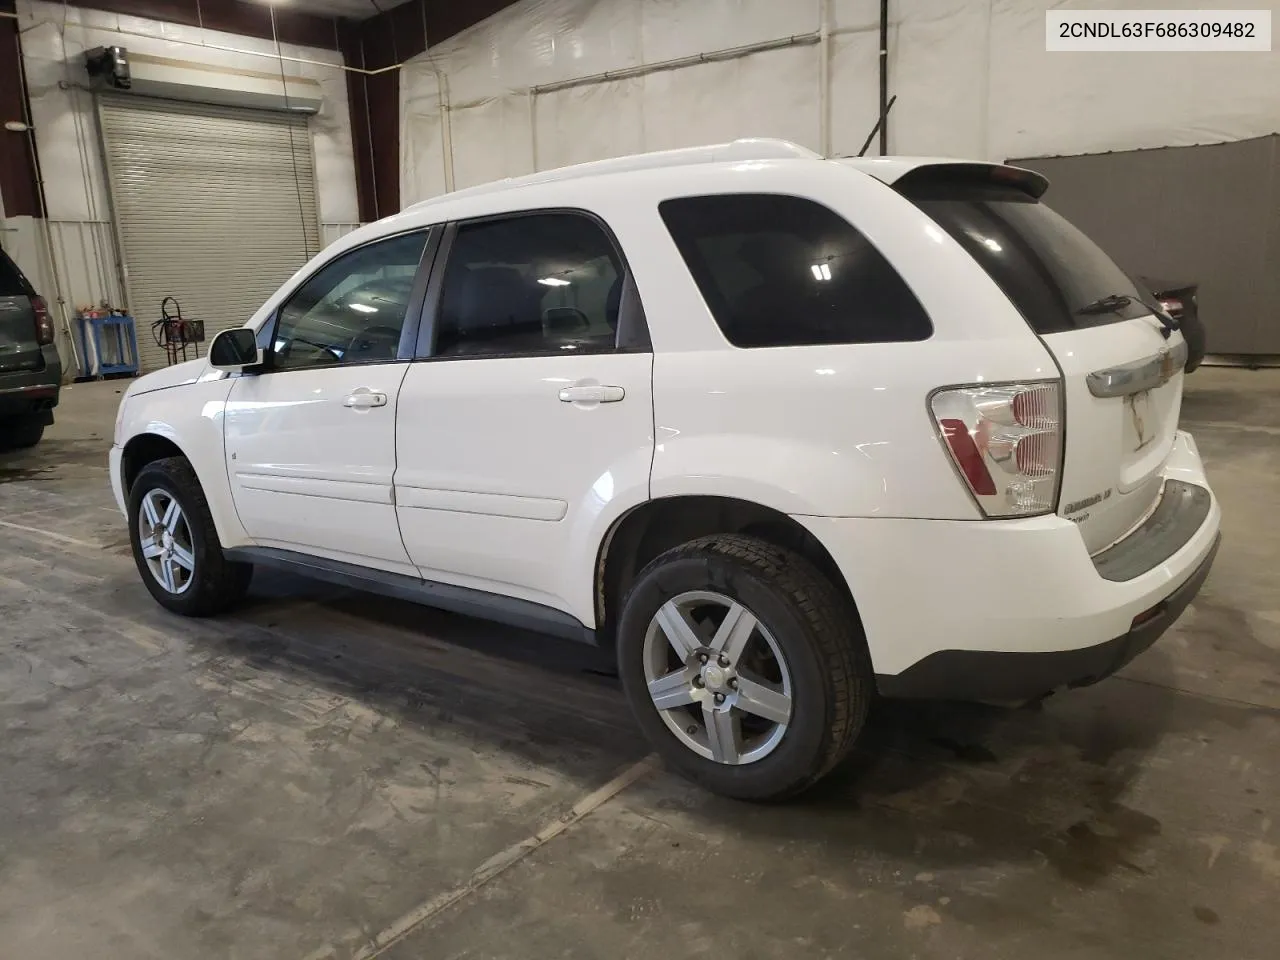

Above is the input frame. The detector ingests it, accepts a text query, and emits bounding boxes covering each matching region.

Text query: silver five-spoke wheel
[642,590,793,765]
[137,488,196,595]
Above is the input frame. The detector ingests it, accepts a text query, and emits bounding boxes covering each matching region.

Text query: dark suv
[0,248,60,450]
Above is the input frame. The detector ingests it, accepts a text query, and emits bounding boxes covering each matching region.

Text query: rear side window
[899,179,1151,334]
[0,249,34,297]
[435,212,624,358]
[658,194,932,348]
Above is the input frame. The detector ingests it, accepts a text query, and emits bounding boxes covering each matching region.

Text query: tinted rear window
[899,181,1150,334]
[659,194,932,348]
[0,249,33,297]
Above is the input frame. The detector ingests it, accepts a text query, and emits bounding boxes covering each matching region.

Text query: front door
[394,211,655,623]
[225,229,433,575]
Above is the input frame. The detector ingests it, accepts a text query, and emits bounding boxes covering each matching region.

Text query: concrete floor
[0,369,1276,959]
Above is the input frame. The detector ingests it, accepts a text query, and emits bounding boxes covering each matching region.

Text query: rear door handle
[344,388,388,409]
[558,385,625,403]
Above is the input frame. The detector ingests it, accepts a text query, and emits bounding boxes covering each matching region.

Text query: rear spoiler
[892,162,1049,200]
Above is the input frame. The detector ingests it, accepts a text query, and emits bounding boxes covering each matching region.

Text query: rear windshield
[659,194,932,348]
[898,181,1150,334]
[0,249,33,297]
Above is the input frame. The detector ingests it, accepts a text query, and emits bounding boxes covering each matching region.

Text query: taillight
[930,381,1064,517]
[31,295,55,346]
[1158,297,1183,320]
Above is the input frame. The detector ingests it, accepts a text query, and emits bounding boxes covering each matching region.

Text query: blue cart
[78,313,140,379]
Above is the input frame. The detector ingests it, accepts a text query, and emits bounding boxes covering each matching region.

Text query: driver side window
[271,230,431,371]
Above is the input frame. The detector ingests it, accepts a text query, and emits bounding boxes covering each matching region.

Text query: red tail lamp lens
[940,418,997,495]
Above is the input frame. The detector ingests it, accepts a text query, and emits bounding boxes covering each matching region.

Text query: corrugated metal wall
[47,221,125,311]
[46,220,126,376]
[322,223,363,248]
[1013,135,1280,357]
[0,217,121,374]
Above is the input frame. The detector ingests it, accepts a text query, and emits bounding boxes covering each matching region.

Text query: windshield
[898,181,1150,334]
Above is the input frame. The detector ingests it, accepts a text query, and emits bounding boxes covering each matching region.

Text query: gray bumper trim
[1091,480,1211,582]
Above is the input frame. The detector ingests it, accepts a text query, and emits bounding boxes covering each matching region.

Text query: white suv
[111,139,1220,800]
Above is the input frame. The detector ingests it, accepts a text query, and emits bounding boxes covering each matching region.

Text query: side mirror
[209,328,263,372]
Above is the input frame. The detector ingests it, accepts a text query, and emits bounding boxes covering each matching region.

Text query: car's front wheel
[128,457,252,616]
[617,534,872,801]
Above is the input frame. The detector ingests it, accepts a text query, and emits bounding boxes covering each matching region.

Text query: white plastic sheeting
[400,0,845,201]
[401,0,1280,204]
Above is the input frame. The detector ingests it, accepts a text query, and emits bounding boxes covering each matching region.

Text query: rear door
[901,173,1187,551]
[394,211,654,622]
[0,250,40,375]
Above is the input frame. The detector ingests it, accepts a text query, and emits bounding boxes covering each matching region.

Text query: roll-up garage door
[98,95,321,371]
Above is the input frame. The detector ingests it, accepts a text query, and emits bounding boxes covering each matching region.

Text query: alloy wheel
[137,488,196,595]
[642,590,793,765]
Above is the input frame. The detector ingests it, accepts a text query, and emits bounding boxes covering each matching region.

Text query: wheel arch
[121,432,188,495]
[594,495,862,649]
[120,426,248,549]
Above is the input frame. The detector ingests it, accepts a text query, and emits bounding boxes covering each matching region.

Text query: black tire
[128,456,253,617]
[616,534,872,801]
[0,418,44,451]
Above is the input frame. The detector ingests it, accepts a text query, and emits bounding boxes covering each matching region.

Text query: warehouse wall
[5,0,360,370]
[1013,136,1280,357]
[399,0,1280,204]
[19,0,359,224]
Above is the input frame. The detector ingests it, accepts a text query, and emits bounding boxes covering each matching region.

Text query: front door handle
[344,388,388,409]
[558,385,625,403]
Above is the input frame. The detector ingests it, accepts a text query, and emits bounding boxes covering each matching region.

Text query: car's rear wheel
[128,457,252,616]
[0,417,44,451]
[617,534,872,801]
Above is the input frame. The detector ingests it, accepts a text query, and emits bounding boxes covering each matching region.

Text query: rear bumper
[796,430,1220,701]
[0,349,61,422]
[876,532,1219,701]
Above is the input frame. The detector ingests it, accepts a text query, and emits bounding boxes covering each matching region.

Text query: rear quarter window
[658,194,932,348]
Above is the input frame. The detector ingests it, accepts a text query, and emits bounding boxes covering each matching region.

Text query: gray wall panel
[1011,136,1279,356]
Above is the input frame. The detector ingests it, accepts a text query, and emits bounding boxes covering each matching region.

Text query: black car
[1138,276,1206,373]
[0,248,61,450]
